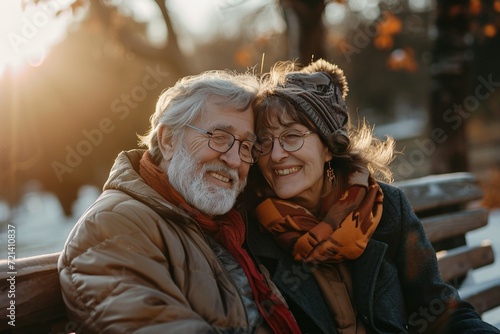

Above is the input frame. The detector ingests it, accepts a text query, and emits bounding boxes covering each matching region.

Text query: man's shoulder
[83,189,192,232]
[64,190,189,259]
[74,190,159,231]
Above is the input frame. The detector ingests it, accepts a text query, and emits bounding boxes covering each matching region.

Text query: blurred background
[1,0,499,260]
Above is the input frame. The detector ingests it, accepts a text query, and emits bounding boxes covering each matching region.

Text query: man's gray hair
[139,69,259,164]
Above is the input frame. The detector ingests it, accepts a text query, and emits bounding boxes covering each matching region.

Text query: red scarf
[139,151,301,333]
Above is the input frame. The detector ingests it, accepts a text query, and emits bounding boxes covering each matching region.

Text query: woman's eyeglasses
[258,129,315,156]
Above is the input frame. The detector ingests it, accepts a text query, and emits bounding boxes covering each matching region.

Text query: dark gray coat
[246,182,500,334]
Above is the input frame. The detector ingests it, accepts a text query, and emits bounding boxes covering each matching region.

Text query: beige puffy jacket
[58,149,263,333]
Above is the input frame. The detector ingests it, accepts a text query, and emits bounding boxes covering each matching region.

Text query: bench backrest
[0,253,69,333]
[395,172,499,315]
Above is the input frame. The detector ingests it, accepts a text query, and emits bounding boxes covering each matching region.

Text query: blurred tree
[429,0,473,174]
[429,0,500,174]
[34,0,193,77]
[280,0,327,64]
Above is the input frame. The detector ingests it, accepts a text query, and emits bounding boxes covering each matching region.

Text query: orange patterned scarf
[255,173,383,263]
[139,151,301,333]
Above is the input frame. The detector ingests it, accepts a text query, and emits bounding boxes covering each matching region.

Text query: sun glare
[0,0,74,77]
[169,0,216,36]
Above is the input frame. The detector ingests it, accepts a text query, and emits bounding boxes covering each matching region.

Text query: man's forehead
[197,96,256,139]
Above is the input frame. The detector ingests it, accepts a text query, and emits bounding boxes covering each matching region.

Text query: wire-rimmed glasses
[258,128,315,156]
[186,124,261,164]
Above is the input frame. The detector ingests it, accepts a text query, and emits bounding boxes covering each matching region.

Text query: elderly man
[58,69,300,333]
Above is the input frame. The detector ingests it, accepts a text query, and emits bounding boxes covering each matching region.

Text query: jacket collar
[103,149,192,222]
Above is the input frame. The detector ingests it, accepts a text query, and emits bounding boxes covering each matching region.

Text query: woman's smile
[274,166,302,176]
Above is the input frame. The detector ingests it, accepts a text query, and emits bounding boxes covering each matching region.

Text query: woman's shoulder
[377,181,402,196]
[377,181,407,211]
[375,181,411,231]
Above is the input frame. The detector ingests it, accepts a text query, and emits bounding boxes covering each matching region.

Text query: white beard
[167,144,246,216]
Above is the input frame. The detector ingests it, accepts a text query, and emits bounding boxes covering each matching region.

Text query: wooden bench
[1,172,499,332]
[0,252,70,334]
[395,172,500,317]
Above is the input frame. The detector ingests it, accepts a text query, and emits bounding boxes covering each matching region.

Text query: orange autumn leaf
[378,12,402,36]
[494,0,500,12]
[374,34,393,50]
[484,24,497,37]
[469,0,482,15]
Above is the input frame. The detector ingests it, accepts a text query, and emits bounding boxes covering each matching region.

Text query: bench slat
[422,208,489,243]
[395,172,483,212]
[437,243,494,283]
[0,253,67,331]
[0,252,60,279]
[459,278,500,315]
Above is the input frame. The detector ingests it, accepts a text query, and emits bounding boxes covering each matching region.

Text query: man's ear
[158,126,175,162]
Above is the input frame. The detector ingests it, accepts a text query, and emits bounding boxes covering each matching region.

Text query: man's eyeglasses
[186,124,261,164]
[258,129,315,156]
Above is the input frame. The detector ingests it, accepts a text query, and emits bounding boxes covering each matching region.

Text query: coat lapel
[274,255,337,334]
[247,224,337,333]
[351,238,388,326]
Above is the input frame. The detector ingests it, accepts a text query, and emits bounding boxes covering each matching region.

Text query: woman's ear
[158,125,175,162]
[325,149,333,163]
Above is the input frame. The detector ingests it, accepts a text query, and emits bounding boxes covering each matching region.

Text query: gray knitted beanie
[273,59,349,152]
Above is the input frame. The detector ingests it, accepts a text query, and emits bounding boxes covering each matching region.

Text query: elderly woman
[244,59,500,334]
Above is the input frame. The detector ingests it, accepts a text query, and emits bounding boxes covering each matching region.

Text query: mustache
[201,162,240,186]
